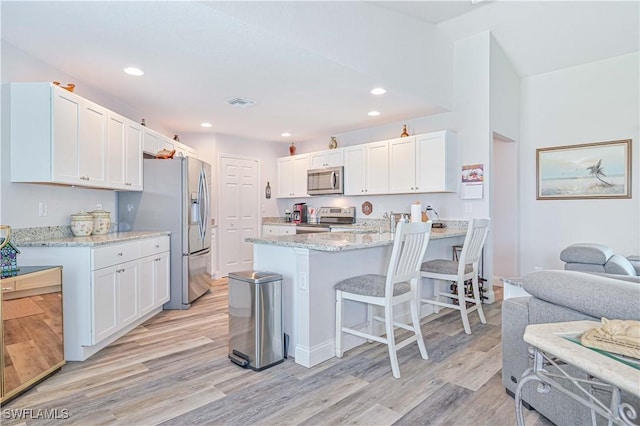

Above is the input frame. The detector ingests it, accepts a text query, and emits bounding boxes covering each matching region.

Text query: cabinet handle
[155,258,161,262]
[117,252,123,256]
[2,286,13,291]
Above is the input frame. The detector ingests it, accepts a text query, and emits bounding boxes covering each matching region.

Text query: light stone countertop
[523,321,640,397]
[14,231,171,248]
[246,227,466,252]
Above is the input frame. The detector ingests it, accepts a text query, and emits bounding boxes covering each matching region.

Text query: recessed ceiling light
[368,111,381,117]
[123,67,144,76]
[371,88,386,95]
[281,132,291,137]
[201,122,212,128]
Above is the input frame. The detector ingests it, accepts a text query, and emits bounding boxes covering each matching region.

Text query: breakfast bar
[247,227,467,367]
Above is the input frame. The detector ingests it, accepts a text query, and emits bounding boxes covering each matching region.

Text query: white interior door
[219,156,259,276]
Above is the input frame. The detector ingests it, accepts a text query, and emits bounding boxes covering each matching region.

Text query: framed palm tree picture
[536,139,631,200]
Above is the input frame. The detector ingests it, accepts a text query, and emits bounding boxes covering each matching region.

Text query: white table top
[523,321,640,397]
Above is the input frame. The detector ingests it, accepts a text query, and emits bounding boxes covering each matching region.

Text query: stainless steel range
[295,207,355,234]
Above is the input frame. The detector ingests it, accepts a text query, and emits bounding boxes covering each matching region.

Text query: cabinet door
[309,152,328,169]
[139,256,155,316]
[416,131,454,192]
[52,91,82,184]
[344,146,366,195]
[389,136,416,193]
[143,129,160,155]
[117,261,139,328]
[159,138,175,152]
[326,149,344,167]
[365,141,389,194]
[310,150,343,168]
[154,252,170,306]
[277,157,294,198]
[125,122,143,190]
[291,154,309,196]
[79,101,107,186]
[92,266,118,344]
[107,113,127,188]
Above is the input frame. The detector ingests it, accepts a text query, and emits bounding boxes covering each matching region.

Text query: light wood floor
[2,279,552,425]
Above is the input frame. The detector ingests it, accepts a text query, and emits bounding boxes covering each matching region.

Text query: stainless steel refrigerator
[118,157,211,310]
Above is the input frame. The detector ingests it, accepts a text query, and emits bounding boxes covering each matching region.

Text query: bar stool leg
[457,277,472,334]
[472,275,486,324]
[335,290,344,357]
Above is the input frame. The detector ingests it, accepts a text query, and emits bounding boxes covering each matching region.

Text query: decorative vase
[401,124,409,137]
[70,211,94,237]
[289,142,296,156]
[329,137,338,149]
[89,209,112,235]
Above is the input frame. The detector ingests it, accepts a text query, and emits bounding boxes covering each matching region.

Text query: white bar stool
[334,220,432,378]
[419,218,490,334]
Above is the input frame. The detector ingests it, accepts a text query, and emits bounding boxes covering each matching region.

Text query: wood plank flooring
[2,280,553,425]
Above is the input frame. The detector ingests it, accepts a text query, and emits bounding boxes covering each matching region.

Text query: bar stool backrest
[458,218,491,276]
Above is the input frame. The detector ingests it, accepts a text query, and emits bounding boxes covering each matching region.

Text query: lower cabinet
[19,235,170,361]
[262,224,295,236]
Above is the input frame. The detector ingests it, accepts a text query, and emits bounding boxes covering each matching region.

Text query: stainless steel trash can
[228,271,284,371]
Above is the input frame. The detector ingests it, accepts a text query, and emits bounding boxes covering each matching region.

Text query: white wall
[519,52,640,272]
[489,34,521,279]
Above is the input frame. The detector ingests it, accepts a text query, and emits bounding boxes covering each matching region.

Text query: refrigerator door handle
[202,168,210,241]
[197,168,205,241]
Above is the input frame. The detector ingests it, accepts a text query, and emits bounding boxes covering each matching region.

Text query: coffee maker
[292,203,307,224]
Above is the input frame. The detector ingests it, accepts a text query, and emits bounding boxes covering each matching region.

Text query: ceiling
[2,1,638,143]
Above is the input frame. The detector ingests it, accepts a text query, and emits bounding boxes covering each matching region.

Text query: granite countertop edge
[15,231,171,247]
[247,228,466,252]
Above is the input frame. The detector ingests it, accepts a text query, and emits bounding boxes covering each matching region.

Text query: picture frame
[536,139,631,200]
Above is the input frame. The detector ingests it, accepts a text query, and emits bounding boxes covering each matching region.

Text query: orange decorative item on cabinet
[289,142,297,156]
[52,81,75,92]
[401,124,409,137]
[156,149,176,159]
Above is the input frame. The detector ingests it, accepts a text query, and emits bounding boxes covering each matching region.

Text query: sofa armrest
[523,270,640,321]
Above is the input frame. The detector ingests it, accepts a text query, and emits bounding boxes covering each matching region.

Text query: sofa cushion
[564,262,606,273]
[523,270,640,321]
[604,254,637,276]
[560,243,613,264]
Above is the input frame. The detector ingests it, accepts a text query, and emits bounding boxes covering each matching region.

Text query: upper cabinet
[107,112,143,191]
[344,141,389,195]
[388,132,457,194]
[10,82,195,191]
[415,131,457,193]
[11,83,109,188]
[309,148,343,169]
[277,154,309,198]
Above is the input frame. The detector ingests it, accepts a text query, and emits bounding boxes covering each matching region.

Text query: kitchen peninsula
[247,225,467,368]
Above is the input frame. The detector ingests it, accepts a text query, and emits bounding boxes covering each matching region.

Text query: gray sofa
[502,270,640,425]
[560,243,640,276]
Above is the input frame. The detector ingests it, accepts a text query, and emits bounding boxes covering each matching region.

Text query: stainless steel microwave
[307,166,344,195]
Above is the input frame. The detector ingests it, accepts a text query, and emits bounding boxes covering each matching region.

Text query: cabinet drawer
[15,268,62,291]
[92,242,139,270]
[140,236,170,257]
[1,280,16,293]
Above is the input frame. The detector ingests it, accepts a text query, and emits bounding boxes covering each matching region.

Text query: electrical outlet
[38,202,48,217]
[96,203,103,210]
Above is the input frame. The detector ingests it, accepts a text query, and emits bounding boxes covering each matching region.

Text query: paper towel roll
[411,203,422,223]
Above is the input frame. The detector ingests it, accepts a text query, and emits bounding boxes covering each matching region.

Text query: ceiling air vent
[226,97,256,108]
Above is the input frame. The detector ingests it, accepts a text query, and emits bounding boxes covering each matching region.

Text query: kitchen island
[247,226,468,368]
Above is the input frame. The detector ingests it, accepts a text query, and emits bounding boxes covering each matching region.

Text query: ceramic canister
[70,211,94,236]
[89,209,112,235]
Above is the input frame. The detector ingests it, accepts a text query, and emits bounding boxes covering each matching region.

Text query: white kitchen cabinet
[388,131,457,194]
[309,149,343,169]
[277,154,309,198]
[107,112,143,191]
[10,82,108,188]
[139,236,171,315]
[92,259,139,345]
[262,224,295,236]
[415,130,457,192]
[344,141,389,195]
[143,128,175,156]
[18,235,170,361]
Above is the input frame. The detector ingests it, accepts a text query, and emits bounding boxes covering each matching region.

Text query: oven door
[307,167,343,195]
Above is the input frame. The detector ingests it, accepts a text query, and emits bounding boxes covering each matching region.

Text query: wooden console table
[515,321,640,426]
[1,266,64,403]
